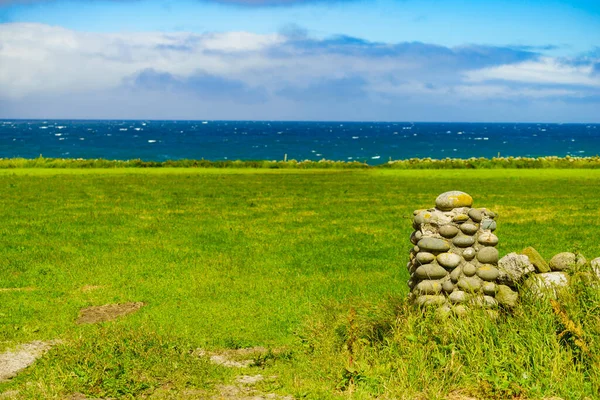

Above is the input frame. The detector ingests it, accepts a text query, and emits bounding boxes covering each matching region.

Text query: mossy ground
[0,169,599,399]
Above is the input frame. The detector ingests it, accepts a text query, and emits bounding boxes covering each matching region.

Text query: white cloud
[464,56,600,87]
[0,23,599,121]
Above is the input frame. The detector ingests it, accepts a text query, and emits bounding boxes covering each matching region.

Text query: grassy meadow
[0,168,599,399]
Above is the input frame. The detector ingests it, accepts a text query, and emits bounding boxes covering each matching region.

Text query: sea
[1,120,599,164]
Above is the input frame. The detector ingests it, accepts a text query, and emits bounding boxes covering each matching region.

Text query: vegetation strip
[2,155,600,169]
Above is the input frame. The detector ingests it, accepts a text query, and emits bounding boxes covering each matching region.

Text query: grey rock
[449,290,469,304]
[413,210,430,226]
[483,295,498,307]
[462,262,477,277]
[415,280,443,295]
[496,285,518,307]
[592,257,600,279]
[453,234,475,248]
[442,280,455,293]
[549,252,587,271]
[497,253,535,286]
[458,276,482,292]
[524,272,569,298]
[415,264,448,280]
[482,282,497,296]
[416,252,436,265]
[452,214,469,224]
[415,295,447,307]
[476,265,500,281]
[477,247,499,264]
[522,247,550,273]
[460,223,479,235]
[462,247,476,261]
[439,225,459,238]
[410,231,419,245]
[417,237,450,253]
[478,232,499,247]
[468,208,484,222]
[435,191,473,211]
[480,219,497,231]
[437,253,462,269]
[450,266,462,283]
[453,305,468,317]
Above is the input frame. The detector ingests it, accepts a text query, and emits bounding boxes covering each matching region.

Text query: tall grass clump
[2,155,600,169]
[296,270,600,399]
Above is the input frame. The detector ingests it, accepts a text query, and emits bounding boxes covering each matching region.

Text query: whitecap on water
[148,140,157,143]
[371,156,381,159]
[119,128,127,131]
[352,136,359,139]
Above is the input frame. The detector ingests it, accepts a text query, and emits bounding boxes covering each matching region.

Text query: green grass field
[1,169,599,399]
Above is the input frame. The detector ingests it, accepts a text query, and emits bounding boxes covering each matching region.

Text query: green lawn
[1,169,599,399]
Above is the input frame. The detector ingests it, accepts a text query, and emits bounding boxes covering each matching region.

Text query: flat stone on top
[435,191,473,211]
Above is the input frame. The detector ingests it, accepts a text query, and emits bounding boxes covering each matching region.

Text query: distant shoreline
[1,156,600,169]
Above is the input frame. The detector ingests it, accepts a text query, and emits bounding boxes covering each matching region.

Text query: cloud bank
[0,23,599,121]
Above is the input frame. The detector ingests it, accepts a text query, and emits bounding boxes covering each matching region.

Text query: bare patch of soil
[214,375,293,400]
[0,340,59,382]
[76,302,145,324]
[194,347,269,368]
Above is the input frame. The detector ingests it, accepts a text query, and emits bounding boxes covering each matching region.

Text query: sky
[0,0,599,121]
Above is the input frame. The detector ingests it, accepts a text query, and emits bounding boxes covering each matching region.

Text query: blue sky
[0,0,599,121]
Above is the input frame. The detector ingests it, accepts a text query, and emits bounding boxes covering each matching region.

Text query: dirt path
[0,340,58,382]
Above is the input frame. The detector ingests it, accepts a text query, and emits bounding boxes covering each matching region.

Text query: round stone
[415,280,442,295]
[410,231,419,245]
[483,295,498,307]
[435,191,473,211]
[416,252,436,265]
[460,223,479,235]
[442,280,455,293]
[482,282,497,296]
[439,225,459,238]
[407,279,416,289]
[549,252,586,271]
[462,247,476,261]
[413,209,424,216]
[462,262,477,277]
[477,247,499,264]
[477,265,500,281]
[417,237,451,253]
[453,305,468,317]
[480,219,497,231]
[413,210,432,226]
[453,234,475,248]
[478,232,499,247]
[458,276,482,292]
[450,266,462,283]
[413,245,420,253]
[415,295,447,307]
[468,208,483,222]
[487,211,497,219]
[437,252,462,269]
[415,264,448,280]
[449,290,469,304]
[452,214,469,224]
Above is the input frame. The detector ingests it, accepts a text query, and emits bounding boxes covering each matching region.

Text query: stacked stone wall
[407,191,516,312]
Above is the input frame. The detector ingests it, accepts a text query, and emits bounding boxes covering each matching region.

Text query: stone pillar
[408,191,510,313]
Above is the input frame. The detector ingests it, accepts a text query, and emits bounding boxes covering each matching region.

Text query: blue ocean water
[1,120,599,164]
